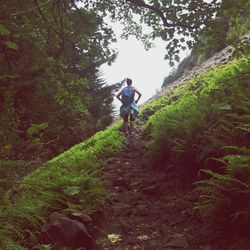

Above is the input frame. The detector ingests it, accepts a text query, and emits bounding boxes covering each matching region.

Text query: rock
[165,236,188,248]
[145,240,162,249]
[68,211,92,224]
[142,184,160,196]
[113,178,130,190]
[113,202,131,212]
[132,203,149,216]
[107,218,133,234]
[130,181,141,187]
[152,215,169,228]
[106,221,124,234]
[106,157,117,164]
[41,211,93,250]
[193,223,220,243]
[136,204,148,210]
[141,37,240,107]
[125,151,140,159]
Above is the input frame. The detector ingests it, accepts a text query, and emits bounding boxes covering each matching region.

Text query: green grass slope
[0,123,125,249]
[140,53,250,236]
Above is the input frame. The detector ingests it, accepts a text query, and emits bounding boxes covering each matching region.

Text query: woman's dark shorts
[123,113,136,122]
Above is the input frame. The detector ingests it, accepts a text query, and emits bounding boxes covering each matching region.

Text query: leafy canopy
[0,0,122,160]
[78,0,221,64]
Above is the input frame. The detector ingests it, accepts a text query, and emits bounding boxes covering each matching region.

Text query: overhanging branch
[125,0,199,30]
[125,0,171,28]
[9,0,51,17]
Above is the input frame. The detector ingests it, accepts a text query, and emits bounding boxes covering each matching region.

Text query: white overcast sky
[76,2,191,111]
[100,21,189,111]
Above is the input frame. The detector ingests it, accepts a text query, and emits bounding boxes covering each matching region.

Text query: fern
[195,154,250,227]
[0,123,125,248]
[141,54,250,233]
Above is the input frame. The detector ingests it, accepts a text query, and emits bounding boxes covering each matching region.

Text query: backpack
[121,86,135,106]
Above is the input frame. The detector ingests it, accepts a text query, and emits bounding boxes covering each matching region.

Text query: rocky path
[98,130,221,250]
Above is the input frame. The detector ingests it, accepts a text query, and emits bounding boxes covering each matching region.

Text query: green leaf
[0,144,12,157]
[0,24,10,36]
[27,123,48,136]
[64,186,81,196]
[5,41,18,50]
[213,103,232,110]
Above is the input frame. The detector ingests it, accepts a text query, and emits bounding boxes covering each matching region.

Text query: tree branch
[9,0,51,17]
[66,61,101,77]
[125,0,199,30]
[33,0,65,59]
[33,0,60,36]
[70,0,95,28]
[57,0,65,53]
[125,0,171,28]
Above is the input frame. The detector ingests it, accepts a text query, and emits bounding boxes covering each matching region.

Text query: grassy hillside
[141,53,250,235]
[0,123,125,249]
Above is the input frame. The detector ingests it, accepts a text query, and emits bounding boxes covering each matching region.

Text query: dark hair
[127,78,132,85]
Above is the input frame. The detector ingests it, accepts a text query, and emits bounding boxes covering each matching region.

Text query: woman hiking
[116,78,142,134]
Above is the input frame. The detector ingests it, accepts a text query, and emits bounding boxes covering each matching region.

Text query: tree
[162,0,250,87]
[0,0,120,159]
[78,0,221,64]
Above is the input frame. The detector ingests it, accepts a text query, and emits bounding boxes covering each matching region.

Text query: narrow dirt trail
[98,130,219,250]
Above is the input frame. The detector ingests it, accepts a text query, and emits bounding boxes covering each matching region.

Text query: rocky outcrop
[41,211,93,249]
[145,31,250,105]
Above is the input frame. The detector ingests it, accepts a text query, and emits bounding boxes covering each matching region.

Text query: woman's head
[127,78,132,86]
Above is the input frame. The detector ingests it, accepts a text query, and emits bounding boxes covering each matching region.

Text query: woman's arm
[116,90,123,102]
[134,88,142,103]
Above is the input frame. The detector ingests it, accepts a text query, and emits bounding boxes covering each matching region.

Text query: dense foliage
[79,0,222,64]
[141,53,250,236]
[199,0,250,59]
[0,1,125,204]
[0,1,121,161]
[162,0,250,87]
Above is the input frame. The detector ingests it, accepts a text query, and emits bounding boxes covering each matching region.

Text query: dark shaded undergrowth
[0,123,125,249]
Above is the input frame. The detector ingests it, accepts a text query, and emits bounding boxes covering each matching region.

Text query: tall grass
[0,123,125,249]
